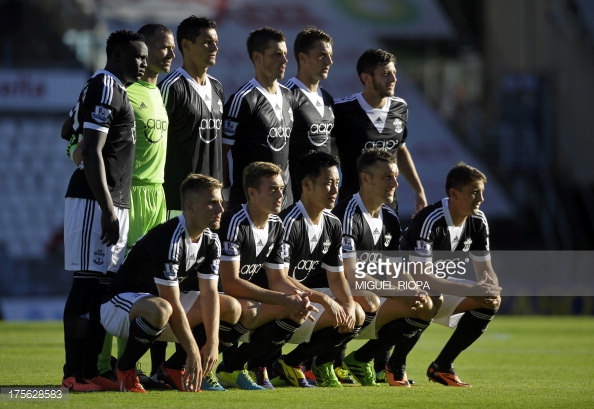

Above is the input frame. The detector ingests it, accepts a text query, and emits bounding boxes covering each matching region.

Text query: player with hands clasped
[274,151,378,388]
[215,162,318,390]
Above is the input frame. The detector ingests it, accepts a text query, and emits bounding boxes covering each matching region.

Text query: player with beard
[333,49,426,215]
[159,16,224,216]
[285,27,335,201]
[222,27,298,209]
[332,149,433,387]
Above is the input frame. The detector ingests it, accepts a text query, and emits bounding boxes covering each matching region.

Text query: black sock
[434,309,497,369]
[165,343,186,370]
[309,325,361,366]
[332,343,347,368]
[63,273,102,378]
[220,321,249,347]
[374,348,391,373]
[193,324,207,347]
[117,317,164,371]
[284,327,354,367]
[150,341,168,376]
[246,319,301,369]
[223,319,299,371]
[82,281,107,379]
[165,325,206,370]
[328,311,375,368]
[361,310,377,331]
[387,327,426,371]
[354,318,429,363]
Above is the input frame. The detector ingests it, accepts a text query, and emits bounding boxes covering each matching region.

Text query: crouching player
[332,148,434,387]
[274,151,379,387]
[100,174,241,392]
[392,162,501,387]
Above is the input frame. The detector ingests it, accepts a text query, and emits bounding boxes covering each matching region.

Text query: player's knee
[356,292,381,313]
[238,299,260,327]
[150,298,173,327]
[220,295,242,324]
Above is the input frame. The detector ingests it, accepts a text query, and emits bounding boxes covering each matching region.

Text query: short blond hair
[180,173,222,203]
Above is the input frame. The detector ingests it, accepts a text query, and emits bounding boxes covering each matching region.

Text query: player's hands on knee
[286,290,318,322]
[338,301,357,332]
[473,272,501,297]
[326,298,350,330]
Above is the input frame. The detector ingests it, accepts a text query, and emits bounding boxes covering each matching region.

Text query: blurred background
[0,0,593,317]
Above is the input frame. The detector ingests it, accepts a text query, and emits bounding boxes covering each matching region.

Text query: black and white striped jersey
[333,93,408,200]
[218,204,286,289]
[285,78,335,200]
[104,214,220,301]
[332,193,401,260]
[279,201,343,288]
[158,68,224,211]
[65,69,136,208]
[222,78,297,209]
[400,198,490,262]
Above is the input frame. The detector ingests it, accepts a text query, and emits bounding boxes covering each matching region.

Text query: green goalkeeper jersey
[127,79,168,184]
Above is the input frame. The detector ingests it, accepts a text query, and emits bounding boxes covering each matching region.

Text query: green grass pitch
[1,316,593,408]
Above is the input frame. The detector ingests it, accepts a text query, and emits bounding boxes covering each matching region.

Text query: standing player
[215,162,316,390]
[285,26,335,201]
[100,174,241,393]
[392,162,501,387]
[159,16,224,216]
[332,148,433,387]
[126,23,175,250]
[333,48,426,214]
[275,151,377,387]
[222,26,298,209]
[92,24,176,387]
[60,30,147,391]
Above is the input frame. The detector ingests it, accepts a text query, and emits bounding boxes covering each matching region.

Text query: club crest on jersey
[163,263,178,280]
[281,243,291,260]
[393,118,404,133]
[321,239,331,254]
[223,120,238,136]
[91,105,111,125]
[93,249,105,265]
[462,238,472,252]
[210,260,220,274]
[414,240,432,256]
[384,233,392,247]
[342,236,355,252]
[222,241,240,257]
